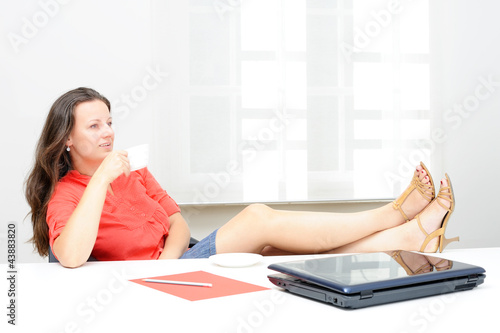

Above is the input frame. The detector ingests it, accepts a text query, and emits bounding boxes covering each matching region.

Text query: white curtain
[149,0,432,204]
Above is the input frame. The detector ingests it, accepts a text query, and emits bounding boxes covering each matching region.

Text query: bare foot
[393,164,435,223]
[408,178,452,252]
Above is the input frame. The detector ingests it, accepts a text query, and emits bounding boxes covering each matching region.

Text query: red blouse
[46,168,180,261]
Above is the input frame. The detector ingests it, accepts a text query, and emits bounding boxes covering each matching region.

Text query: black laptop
[267,251,486,309]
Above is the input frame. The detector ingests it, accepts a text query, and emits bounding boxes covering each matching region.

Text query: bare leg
[329,178,452,254]
[216,165,434,255]
[217,204,394,254]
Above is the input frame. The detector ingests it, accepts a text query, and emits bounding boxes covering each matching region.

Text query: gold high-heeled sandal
[390,250,433,275]
[416,173,459,253]
[432,258,453,271]
[392,162,435,222]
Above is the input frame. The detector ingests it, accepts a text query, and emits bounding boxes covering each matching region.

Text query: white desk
[2,248,498,333]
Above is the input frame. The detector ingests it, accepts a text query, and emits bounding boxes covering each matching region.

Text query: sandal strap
[417,214,445,252]
[412,176,435,201]
[436,186,453,211]
[392,201,410,222]
[393,172,434,222]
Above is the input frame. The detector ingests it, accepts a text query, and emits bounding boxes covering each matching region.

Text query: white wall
[0,0,155,263]
[1,0,499,264]
[433,0,500,248]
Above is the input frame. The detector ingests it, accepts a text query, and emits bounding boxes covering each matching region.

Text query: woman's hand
[93,150,130,184]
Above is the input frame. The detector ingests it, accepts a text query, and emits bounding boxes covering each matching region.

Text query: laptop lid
[268,251,486,295]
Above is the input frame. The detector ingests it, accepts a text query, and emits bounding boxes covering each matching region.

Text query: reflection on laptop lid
[267,251,486,309]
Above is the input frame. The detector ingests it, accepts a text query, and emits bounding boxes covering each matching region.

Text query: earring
[66,146,70,152]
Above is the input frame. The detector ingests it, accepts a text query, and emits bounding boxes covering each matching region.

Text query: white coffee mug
[125,144,149,171]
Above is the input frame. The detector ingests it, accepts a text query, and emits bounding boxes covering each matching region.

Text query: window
[151,0,431,204]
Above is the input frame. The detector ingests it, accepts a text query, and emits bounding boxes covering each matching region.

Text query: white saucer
[209,253,263,268]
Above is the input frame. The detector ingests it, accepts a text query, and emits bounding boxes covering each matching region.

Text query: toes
[417,166,427,182]
[439,178,449,188]
[413,166,421,180]
[420,173,430,186]
[416,165,423,174]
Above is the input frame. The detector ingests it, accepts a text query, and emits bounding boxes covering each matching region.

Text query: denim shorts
[179,228,218,259]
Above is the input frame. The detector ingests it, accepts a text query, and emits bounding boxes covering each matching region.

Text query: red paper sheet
[130,271,269,301]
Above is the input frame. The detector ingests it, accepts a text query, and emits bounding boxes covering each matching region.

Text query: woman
[25,87,459,268]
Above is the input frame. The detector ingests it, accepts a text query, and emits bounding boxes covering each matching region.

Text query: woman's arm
[52,151,130,268]
[158,213,191,259]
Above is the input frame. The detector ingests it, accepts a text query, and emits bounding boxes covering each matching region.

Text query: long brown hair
[25,87,111,257]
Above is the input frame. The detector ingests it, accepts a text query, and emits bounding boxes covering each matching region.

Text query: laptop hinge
[467,275,479,283]
[360,290,373,299]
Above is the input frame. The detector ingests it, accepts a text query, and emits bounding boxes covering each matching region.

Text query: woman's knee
[241,203,274,223]
[218,204,275,253]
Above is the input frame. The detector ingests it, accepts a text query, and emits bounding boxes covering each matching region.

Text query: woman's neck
[70,157,101,177]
